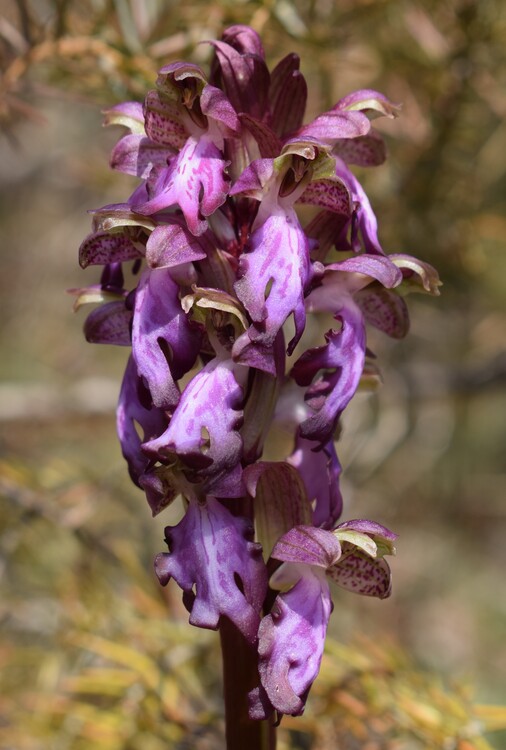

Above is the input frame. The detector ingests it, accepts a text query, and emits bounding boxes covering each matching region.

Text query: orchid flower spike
[76,23,440,727]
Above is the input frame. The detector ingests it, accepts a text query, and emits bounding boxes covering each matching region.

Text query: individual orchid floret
[231,154,315,369]
[155,496,267,643]
[133,64,241,235]
[292,254,406,444]
[255,522,396,717]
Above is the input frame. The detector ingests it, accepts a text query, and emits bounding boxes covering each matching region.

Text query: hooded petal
[131,266,201,410]
[335,89,401,119]
[103,101,145,133]
[91,205,155,234]
[155,496,267,642]
[389,254,442,295]
[291,109,370,148]
[271,525,341,569]
[306,254,402,314]
[336,517,397,540]
[327,549,392,599]
[257,567,332,716]
[78,229,144,268]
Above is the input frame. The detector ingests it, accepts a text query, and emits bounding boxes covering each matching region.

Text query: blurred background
[0,0,505,748]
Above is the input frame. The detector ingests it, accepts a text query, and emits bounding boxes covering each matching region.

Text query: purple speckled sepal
[235,208,310,353]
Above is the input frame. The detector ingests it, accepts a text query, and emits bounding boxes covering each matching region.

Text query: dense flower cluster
[76,26,440,719]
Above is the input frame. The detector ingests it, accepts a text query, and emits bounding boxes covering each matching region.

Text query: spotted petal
[79,229,144,268]
[327,549,392,599]
[143,89,188,149]
[84,300,132,346]
[355,286,410,338]
[332,131,387,167]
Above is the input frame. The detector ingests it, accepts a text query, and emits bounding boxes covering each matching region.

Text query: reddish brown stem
[220,617,276,750]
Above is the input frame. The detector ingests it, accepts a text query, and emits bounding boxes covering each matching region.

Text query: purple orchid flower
[76,26,440,742]
[255,522,396,716]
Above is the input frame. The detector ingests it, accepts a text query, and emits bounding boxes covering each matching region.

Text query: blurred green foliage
[1,0,505,747]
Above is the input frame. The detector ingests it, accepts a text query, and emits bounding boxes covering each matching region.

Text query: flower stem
[220,617,276,750]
